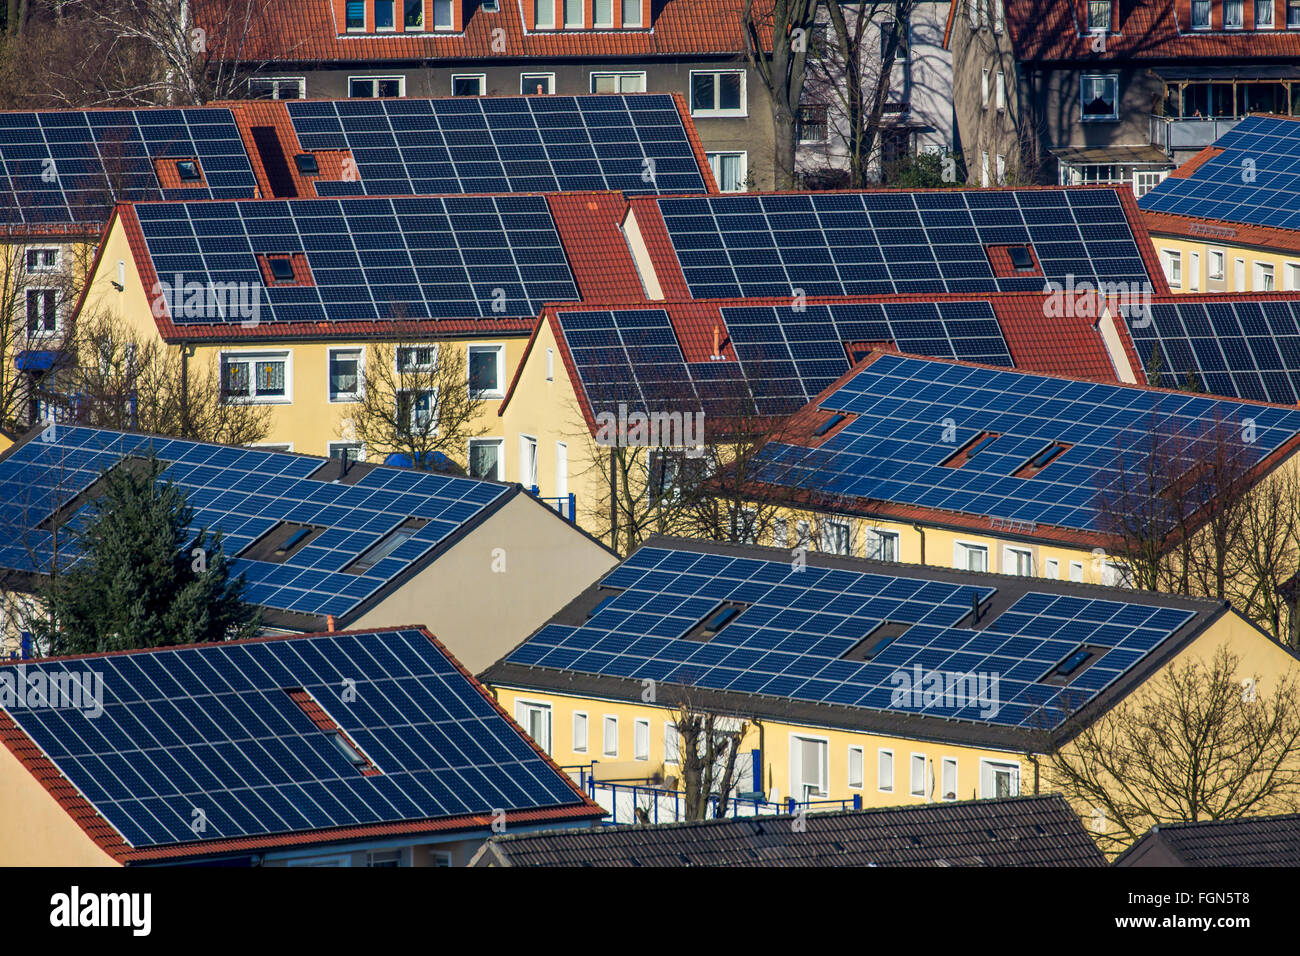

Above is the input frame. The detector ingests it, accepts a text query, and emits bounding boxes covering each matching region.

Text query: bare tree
[743,0,820,188]
[1234,468,1300,646]
[669,692,751,821]
[1046,646,1300,856]
[344,340,484,472]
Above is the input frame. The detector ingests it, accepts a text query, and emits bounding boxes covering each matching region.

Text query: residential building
[0,626,605,865]
[481,537,1300,820]
[0,425,617,671]
[471,793,1106,866]
[1115,812,1300,866]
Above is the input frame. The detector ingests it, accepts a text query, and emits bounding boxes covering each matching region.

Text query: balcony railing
[1150,114,1242,153]
[529,486,576,522]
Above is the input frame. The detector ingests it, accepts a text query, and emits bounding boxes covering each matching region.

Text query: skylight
[941,431,1001,468]
[346,518,427,574]
[294,154,319,175]
[267,257,295,282]
[1008,246,1034,270]
[175,160,201,182]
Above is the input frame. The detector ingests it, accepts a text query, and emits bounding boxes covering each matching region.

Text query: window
[1191,0,1210,27]
[791,735,828,801]
[1004,546,1033,576]
[602,716,618,757]
[515,701,552,754]
[175,160,201,182]
[545,348,554,381]
[1287,262,1300,290]
[878,749,894,791]
[910,753,927,797]
[995,71,1005,112]
[328,349,361,402]
[366,850,404,867]
[1161,250,1180,285]
[774,518,788,548]
[848,746,864,789]
[993,0,1003,31]
[981,150,990,187]
[397,345,436,372]
[690,71,745,116]
[1258,0,1274,26]
[1209,249,1225,280]
[295,154,319,175]
[941,758,958,800]
[346,0,366,30]
[555,442,567,499]
[995,154,1006,185]
[249,77,306,99]
[820,519,851,555]
[434,0,454,26]
[451,74,485,96]
[864,529,899,562]
[221,352,288,402]
[981,69,989,109]
[1081,75,1118,120]
[591,72,645,93]
[1290,0,1300,27]
[26,248,58,273]
[622,0,641,27]
[1234,257,1245,291]
[349,76,404,97]
[1087,0,1109,30]
[520,73,555,94]
[349,519,423,573]
[880,17,904,58]
[329,442,364,463]
[795,520,811,548]
[563,0,582,26]
[25,289,57,333]
[535,0,554,28]
[406,0,426,29]
[980,759,1020,798]
[956,542,988,572]
[1044,557,1059,579]
[1223,0,1243,28]
[1255,262,1276,291]
[469,438,503,481]
[429,851,452,867]
[1069,561,1084,583]
[397,389,435,432]
[573,712,588,752]
[707,152,747,192]
[519,435,538,487]
[968,0,978,27]
[468,344,505,398]
[1190,251,1201,291]
[374,0,396,30]
[594,0,612,26]
[796,105,828,143]
[633,719,650,760]
[664,723,681,764]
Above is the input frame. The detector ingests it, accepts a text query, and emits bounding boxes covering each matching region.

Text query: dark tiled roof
[476,794,1107,866]
[1116,813,1300,866]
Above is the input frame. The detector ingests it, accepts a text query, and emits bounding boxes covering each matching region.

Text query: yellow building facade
[1148,230,1300,294]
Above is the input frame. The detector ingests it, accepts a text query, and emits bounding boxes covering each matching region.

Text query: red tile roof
[1002,0,1300,62]
[0,625,604,864]
[1143,209,1300,255]
[198,0,764,63]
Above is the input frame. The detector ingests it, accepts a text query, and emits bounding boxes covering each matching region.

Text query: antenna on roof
[972,590,980,624]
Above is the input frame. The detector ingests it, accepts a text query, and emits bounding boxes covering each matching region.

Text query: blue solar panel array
[0,427,508,619]
[657,190,1153,298]
[556,301,1014,419]
[3,629,585,849]
[504,545,1197,729]
[134,195,579,323]
[1128,298,1300,405]
[752,353,1300,532]
[1139,115,1300,229]
[0,107,258,224]
[288,94,707,196]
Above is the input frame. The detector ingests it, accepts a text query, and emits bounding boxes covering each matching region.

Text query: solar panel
[504,545,1197,729]
[0,106,258,224]
[134,194,580,324]
[0,427,509,618]
[657,190,1153,298]
[1139,115,1300,230]
[2,628,585,849]
[286,94,708,197]
[750,352,1300,532]
[1128,299,1300,404]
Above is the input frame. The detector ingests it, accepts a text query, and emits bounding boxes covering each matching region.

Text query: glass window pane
[375,0,395,29]
[347,0,366,28]
[535,0,553,27]
[564,0,582,26]
[469,348,499,393]
[719,73,742,110]
[469,441,501,480]
[692,73,715,111]
[622,0,641,25]
[595,0,612,25]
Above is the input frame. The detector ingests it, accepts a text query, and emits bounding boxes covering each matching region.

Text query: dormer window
[622,0,641,26]
[1087,0,1109,31]
[432,0,453,29]
[1191,0,1210,28]
[346,0,366,30]
[375,0,396,30]
[563,0,582,27]
[1257,0,1273,26]
[405,0,424,28]
[1223,0,1243,28]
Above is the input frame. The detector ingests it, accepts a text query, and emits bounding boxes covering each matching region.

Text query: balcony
[1150,114,1242,154]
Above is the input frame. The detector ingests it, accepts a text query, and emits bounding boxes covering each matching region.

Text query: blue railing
[529,486,576,522]
[579,776,864,826]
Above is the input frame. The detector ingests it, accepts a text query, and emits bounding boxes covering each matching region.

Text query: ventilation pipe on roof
[327,615,335,633]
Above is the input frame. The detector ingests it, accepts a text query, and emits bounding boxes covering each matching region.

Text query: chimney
[327,614,336,633]
[713,325,720,358]
[338,452,350,480]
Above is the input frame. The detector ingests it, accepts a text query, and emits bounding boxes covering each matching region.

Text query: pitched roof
[0,626,603,864]
[481,536,1239,753]
[1115,812,1300,866]
[0,425,545,631]
[197,0,759,64]
[474,794,1107,867]
[742,349,1300,547]
[1002,0,1300,62]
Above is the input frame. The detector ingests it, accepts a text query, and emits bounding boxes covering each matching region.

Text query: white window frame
[1223,0,1244,28]
[328,441,365,462]
[327,347,363,403]
[429,850,453,867]
[467,342,506,399]
[590,71,646,93]
[847,746,864,789]
[347,75,405,98]
[248,76,306,100]
[1080,74,1119,122]
[373,0,398,32]
[1234,257,1246,291]
[602,715,619,758]
[689,70,747,117]
[25,246,60,273]
[1162,249,1181,286]
[288,854,352,866]
[789,733,829,802]
[864,528,899,562]
[1189,251,1201,291]
[25,287,59,334]
[1069,561,1084,583]
[981,150,990,187]
[993,0,1004,32]
[979,759,1021,799]
[545,347,555,381]
[468,437,505,482]
[878,748,894,792]
[1255,261,1276,292]
[1044,557,1059,579]
[555,441,568,498]
[430,0,454,30]
[664,722,681,765]
[1191,0,1210,28]
[451,73,486,96]
[220,350,292,405]
[344,0,367,32]
[795,520,811,548]
[954,541,989,573]
[621,0,642,27]
[515,699,553,754]
[398,388,437,433]
[395,343,437,373]
[633,718,650,761]
[995,153,1006,186]
[910,753,927,798]
[981,69,989,109]
[1257,0,1274,26]
[562,0,583,27]
[995,71,1005,112]
[518,433,538,488]
[1003,545,1033,577]
[774,517,789,548]
[706,151,748,192]
[534,0,554,28]
[1208,249,1225,281]
[573,711,588,753]
[520,72,556,95]
[594,0,613,27]
[1286,261,1300,291]
[819,518,852,556]
[941,757,959,801]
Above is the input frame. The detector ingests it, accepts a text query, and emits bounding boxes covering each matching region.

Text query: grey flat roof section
[1115,812,1300,867]
[481,536,1244,752]
[475,794,1107,867]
